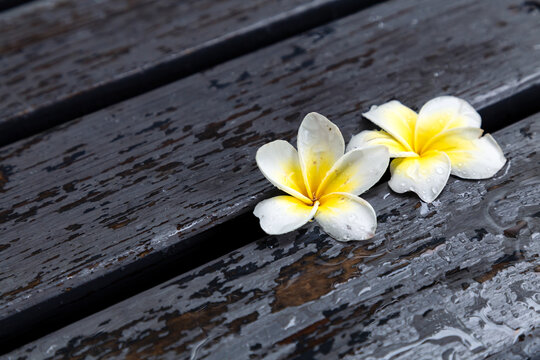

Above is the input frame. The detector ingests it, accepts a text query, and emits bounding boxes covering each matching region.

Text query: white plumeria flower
[254,112,389,241]
[348,96,506,203]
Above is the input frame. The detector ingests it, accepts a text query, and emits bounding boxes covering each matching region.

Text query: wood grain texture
[0,0,380,145]
[6,115,539,359]
[1,0,539,342]
[0,0,310,115]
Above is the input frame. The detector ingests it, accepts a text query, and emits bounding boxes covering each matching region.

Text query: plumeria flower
[348,96,506,203]
[254,112,389,241]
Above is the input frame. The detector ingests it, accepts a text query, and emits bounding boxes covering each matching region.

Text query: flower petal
[423,127,507,178]
[297,112,345,197]
[256,140,311,203]
[316,145,389,198]
[423,126,484,153]
[254,195,318,235]
[388,150,451,203]
[347,130,418,158]
[315,192,377,241]
[415,96,481,153]
[447,134,507,179]
[362,100,417,151]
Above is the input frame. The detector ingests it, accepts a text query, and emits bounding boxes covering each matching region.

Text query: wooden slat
[7,115,539,359]
[1,0,539,344]
[0,0,379,145]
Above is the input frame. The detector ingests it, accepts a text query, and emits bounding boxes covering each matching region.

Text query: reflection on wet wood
[1,0,539,343]
[8,115,539,359]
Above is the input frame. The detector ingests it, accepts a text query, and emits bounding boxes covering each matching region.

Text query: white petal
[297,112,345,197]
[422,127,507,179]
[448,134,507,179]
[415,96,481,153]
[254,195,318,235]
[347,130,418,158]
[256,140,311,203]
[316,145,389,198]
[388,151,451,203]
[362,101,417,151]
[423,126,484,153]
[315,193,377,241]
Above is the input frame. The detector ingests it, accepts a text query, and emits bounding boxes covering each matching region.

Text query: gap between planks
[0,84,538,355]
[0,0,34,12]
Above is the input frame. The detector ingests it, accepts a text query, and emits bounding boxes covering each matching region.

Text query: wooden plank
[0,0,380,145]
[7,115,539,359]
[0,0,539,345]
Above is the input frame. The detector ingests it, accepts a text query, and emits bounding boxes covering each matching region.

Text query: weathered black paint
[7,115,539,359]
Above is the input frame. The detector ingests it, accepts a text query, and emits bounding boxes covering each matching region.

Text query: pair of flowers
[254,96,506,241]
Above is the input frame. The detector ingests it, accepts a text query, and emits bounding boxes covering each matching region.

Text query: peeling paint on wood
[6,115,539,359]
[0,0,539,344]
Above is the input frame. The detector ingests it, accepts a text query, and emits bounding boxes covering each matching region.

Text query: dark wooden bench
[1,0,539,358]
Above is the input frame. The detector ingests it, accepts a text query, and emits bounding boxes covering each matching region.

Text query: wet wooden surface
[0,0,378,144]
[1,0,539,342]
[7,114,539,359]
[0,0,310,118]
